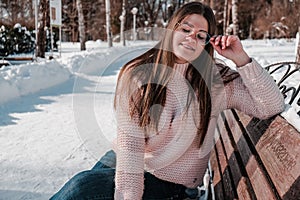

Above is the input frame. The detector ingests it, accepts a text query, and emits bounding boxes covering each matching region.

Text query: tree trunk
[223,0,228,35]
[120,0,126,46]
[76,0,86,51]
[296,26,300,66]
[210,0,215,11]
[105,0,112,47]
[231,0,238,36]
[36,0,48,58]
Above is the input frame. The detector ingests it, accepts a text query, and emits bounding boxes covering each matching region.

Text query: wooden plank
[4,57,33,61]
[223,110,252,165]
[213,110,299,199]
[235,110,275,146]
[219,112,256,200]
[221,167,237,200]
[217,114,235,159]
[282,176,300,200]
[246,155,277,200]
[256,116,300,198]
[214,133,237,199]
[236,177,254,200]
[210,144,224,200]
[224,110,278,199]
[235,110,252,126]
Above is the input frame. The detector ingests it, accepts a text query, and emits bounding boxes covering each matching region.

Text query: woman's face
[172,14,209,63]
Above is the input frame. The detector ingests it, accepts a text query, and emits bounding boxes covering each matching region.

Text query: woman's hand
[210,35,251,67]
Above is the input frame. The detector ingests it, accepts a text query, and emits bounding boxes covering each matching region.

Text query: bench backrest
[211,62,300,200]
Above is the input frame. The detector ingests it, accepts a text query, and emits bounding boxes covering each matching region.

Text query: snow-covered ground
[0,38,299,200]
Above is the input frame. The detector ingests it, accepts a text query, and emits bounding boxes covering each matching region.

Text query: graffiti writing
[265,62,300,116]
[262,133,297,171]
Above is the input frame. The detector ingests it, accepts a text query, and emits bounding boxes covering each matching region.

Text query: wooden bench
[210,62,300,200]
[2,57,33,61]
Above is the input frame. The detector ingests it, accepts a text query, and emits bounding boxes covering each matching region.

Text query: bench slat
[214,134,237,199]
[255,116,300,199]
[223,110,278,199]
[218,113,256,200]
[210,146,225,200]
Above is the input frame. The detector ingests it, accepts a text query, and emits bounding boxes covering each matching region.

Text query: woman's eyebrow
[182,21,208,33]
[182,21,193,27]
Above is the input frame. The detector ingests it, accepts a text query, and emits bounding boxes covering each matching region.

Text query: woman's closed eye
[196,32,208,40]
[196,33,205,40]
[181,28,191,33]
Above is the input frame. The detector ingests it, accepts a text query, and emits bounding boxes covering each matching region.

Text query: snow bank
[0,41,154,106]
[0,60,71,105]
[61,45,152,76]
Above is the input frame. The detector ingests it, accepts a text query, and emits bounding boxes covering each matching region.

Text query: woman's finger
[211,35,232,49]
[221,35,228,49]
[226,35,239,47]
[210,36,222,53]
[211,35,220,45]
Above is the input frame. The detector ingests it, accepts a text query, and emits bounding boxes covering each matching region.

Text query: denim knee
[50,169,115,200]
[50,170,92,200]
[92,150,116,170]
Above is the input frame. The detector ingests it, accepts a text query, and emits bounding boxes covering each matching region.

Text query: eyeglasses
[176,23,211,46]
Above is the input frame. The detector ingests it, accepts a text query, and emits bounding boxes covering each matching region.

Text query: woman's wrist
[233,52,251,68]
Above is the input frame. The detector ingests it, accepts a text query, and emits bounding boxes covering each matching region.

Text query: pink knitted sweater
[114,59,285,199]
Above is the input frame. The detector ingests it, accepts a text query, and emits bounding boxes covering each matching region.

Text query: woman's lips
[180,43,195,51]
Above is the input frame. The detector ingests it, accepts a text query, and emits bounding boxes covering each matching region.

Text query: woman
[51,2,285,200]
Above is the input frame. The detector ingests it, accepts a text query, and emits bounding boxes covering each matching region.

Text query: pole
[121,0,126,46]
[34,0,38,59]
[59,25,62,58]
[49,0,54,58]
[133,14,136,41]
[49,9,54,57]
[105,0,112,47]
[131,7,138,41]
[119,15,125,46]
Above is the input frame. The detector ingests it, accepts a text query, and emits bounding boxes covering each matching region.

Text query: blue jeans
[50,150,188,200]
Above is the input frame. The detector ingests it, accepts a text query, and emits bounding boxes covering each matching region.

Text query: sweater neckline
[174,62,189,75]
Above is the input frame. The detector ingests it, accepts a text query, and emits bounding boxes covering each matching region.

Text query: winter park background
[0,38,299,200]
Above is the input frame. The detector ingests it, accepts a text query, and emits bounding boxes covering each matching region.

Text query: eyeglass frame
[175,22,211,46]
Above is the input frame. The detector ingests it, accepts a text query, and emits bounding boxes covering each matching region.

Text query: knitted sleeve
[114,74,145,200]
[225,58,285,119]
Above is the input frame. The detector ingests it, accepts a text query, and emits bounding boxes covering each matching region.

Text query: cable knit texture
[114,59,285,200]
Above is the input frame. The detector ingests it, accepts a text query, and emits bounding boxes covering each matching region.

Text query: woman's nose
[186,31,197,39]
[185,31,197,41]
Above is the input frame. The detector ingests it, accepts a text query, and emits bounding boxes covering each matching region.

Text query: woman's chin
[175,54,195,63]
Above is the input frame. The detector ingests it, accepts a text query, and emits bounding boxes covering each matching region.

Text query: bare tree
[76,0,86,50]
[62,0,78,42]
[0,0,35,28]
[120,0,126,46]
[209,0,215,10]
[1,0,299,44]
[105,0,113,47]
[141,0,162,27]
[223,0,229,34]
[85,0,106,41]
[36,0,48,58]
[231,0,238,35]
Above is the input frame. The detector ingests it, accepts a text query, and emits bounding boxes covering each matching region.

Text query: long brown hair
[115,2,232,146]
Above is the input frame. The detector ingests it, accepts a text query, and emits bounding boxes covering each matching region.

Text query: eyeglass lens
[178,23,210,45]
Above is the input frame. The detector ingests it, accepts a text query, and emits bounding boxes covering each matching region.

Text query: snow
[281,104,300,132]
[0,38,299,199]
